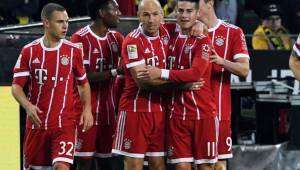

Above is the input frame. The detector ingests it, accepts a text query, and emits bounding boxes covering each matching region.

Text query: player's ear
[98,8,105,18]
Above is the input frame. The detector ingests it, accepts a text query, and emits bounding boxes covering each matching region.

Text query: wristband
[161,69,170,80]
[111,69,118,77]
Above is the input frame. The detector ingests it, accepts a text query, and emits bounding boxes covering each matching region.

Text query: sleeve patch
[127,45,138,59]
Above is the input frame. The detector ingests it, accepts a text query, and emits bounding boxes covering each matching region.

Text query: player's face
[44,10,69,40]
[176,1,198,32]
[138,2,163,37]
[197,0,211,22]
[103,0,121,28]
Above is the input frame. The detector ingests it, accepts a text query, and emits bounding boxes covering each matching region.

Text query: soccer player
[111,0,173,169]
[198,0,250,169]
[138,0,218,169]
[289,34,300,81]
[70,0,123,169]
[11,3,93,170]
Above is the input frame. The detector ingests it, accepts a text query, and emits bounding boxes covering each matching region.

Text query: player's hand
[79,110,93,132]
[210,49,225,66]
[136,67,150,80]
[145,66,161,80]
[191,20,207,37]
[181,79,205,90]
[25,103,42,127]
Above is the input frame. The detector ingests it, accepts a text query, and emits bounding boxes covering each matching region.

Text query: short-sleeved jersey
[119,24,172,112]
[71,25,123,125]
[293,34,300,57]
[208,19,249,121]
[167,32,217,120]
[12,37,88,129]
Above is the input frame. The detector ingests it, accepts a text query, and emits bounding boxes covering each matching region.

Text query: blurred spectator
[252,4,291,50]
[163,0,177,17]
[0,0,39,25]
[215,0,237,24]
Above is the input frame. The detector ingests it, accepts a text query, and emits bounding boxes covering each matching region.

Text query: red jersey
[166,33,217,120]
[208,20,249,121]
[119,24,172,112]
[293,34,300,57]
[12,37,88,129]
[71,25,123,125]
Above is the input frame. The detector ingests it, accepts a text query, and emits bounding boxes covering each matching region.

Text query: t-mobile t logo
[147,56,159,67]
[35,68,47,85]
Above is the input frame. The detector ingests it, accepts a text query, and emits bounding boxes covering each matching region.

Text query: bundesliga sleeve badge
[127,45,138,59]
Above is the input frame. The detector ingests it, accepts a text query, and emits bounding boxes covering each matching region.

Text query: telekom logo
[147,56,159,67]
[35,68,47,85]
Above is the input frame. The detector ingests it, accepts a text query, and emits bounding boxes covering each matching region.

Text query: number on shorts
[58,141,74,156]
[226,137,232,151]
[207,141,216,157]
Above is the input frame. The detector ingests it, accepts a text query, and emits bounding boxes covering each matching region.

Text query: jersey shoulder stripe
[23,38,41,48]
[63,39,81,49]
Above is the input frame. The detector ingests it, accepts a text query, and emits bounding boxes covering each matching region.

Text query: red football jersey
[12,37,88,129]
[293,34,300,57]
[167,32,217,120]
[119,24,172,112]
[208,20,249,121]
[71,25,124,125]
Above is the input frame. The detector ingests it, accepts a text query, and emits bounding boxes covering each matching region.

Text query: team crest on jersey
[184,44,192,54]
[123,138,132,150]
[167,146,174,156]
[111,42,119,53]
[202,44,210,60]
[60,55,69,65]
[215,36,225,46]
[127,45,138,59]
[75,139,83,150]
[162,35,169,45]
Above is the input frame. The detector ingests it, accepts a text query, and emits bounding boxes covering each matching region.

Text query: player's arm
[210,48,249,77]
[73,47,93,132]
[85,67,120,83]
[289,40,300,81]
[77,82,93,132]
[138,38,211,83]
[12,84,42,127]
[212,28,250,77]
[11,49,42,127]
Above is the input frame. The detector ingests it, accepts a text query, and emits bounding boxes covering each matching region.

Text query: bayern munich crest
[75,139,83,150]
[184,44,192,54]
[167,146,174,156]
[123,138,132,150]
[215,36,225,46]
[162,36,169,45]
[60,55,69,65]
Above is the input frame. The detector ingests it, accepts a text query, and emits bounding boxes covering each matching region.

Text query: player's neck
[90,21,108,37]
[180,28,191,35]
[43,34,61,48]
[201,13,218,29]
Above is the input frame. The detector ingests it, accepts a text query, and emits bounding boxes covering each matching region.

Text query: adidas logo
[32,58,40,64]
[92,48,100,54]
[144,48,151,53]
